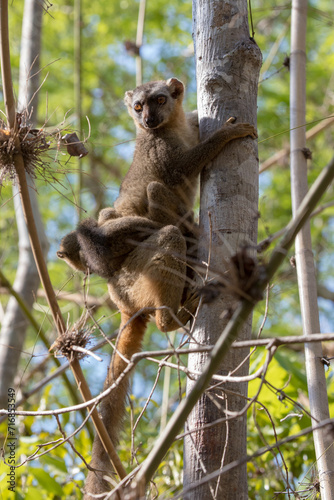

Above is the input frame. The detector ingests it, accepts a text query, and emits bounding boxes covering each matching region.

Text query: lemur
[57,78,257,497]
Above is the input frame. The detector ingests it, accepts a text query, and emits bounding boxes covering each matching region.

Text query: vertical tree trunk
[0,0,47,408]
[74,0,83,217]
[290,0,334,496]
[135,0,146,86]
[17,0,43,122]
[184,1,261,498]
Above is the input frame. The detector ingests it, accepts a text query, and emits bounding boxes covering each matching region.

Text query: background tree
[290,0,334,495]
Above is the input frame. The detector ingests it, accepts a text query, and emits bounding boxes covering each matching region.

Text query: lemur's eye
[157,96,166,105]
[134,102,142,112]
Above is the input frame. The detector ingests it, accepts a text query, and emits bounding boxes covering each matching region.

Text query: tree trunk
[184,1,261,498]
[0,0,47,408]
[290,0,334,496]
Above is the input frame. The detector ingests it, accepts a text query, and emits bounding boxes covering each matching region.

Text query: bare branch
[260,115,334,173]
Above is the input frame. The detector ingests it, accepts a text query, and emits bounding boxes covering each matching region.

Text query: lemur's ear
[166,78,184,99]
[124,90,134,106]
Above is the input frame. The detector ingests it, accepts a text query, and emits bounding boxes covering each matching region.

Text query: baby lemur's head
[124,78,185,130]
[57,231,88,274]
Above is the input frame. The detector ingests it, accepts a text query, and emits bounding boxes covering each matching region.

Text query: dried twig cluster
[0,113,52,185]
[200,247,266,305]
[0,111,88,186]
[51,312,94,361]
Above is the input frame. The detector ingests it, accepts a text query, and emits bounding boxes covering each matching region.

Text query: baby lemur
[57,78,257,497]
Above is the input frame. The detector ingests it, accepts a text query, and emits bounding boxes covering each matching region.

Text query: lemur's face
[57,232,88,273]
[124,78,184,130]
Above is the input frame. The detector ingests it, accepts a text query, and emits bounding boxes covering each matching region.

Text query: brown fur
[58,216,162,279]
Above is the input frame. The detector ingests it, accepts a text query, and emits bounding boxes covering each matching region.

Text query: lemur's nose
[144,116,156,127]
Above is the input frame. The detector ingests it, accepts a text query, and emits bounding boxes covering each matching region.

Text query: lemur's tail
[84,311,148,498]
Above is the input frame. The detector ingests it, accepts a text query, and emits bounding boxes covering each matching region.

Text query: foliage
[0,0,333,498]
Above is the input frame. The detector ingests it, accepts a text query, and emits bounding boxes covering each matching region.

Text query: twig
[258,115,334,146]
[55,414,94,472]
[133,363,163,436]
[260,115,334,173]
[146,354,268,384]
[232,333,334,348]
[258,200,334,252]
[10,404,97,468]
[70,345,103,361]
[257,284,270,338]
[264,379,315,422]
[0,346,216,417]
[253,400,293,496]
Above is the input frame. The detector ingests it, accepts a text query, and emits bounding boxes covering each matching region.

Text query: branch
[318,284,334,302]
[259,115,334,173]
[0,287,115,310]
[0,362,137,417]
[232,333,334,348]
[3,327,334,420]
[257,199,334,252]
[8,404,97,468]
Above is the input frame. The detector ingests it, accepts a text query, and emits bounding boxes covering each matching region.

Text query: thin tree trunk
[135,0,146,86]
[184,1,261,498]
[0,0,47,408]
[290,0,334,496]
[17,0,43,122]
[74,0,83,218]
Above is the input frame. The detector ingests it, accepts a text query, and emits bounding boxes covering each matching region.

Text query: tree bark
[184,1,261,498]
[0,0,47,408]
[290,0,334,496]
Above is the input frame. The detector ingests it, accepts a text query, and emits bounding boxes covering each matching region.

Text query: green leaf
[40,455,68,474]
[274,350,307,388]
[32,468,64,496]
[23,487,45,500]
